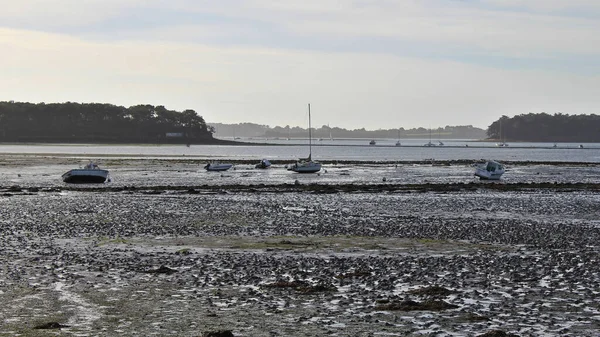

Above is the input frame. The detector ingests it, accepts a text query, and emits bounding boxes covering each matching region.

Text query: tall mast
[308,103,312,160]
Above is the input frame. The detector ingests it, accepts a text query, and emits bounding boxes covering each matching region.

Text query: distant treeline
[0,101,214,143]
[488,113,600,142]
[210,122,487,140]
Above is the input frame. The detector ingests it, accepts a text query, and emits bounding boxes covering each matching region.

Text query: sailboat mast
[308,103,312,159]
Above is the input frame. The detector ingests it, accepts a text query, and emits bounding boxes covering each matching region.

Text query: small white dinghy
[474,160,505,180]
[62,161,110,183]
[204,162,233,172]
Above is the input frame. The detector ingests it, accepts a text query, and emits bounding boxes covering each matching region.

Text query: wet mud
[1,156,600,336]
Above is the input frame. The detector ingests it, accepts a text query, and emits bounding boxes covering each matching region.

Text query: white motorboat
[255,159,272,169]
[291,104,321,174]
[62,161,110,183]
[204,162,233,171]
[474,160,505,180]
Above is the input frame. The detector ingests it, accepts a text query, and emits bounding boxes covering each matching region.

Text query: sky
[2,0,600,130]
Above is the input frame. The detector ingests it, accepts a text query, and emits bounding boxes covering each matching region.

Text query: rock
[477,331,520,337]
[201,330,234,337]
[144,265,177,274]
[34,322,69,329]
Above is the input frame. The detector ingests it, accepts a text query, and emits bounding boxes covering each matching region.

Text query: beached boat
[255,159,271,169]
[62,161,110,183]
[204,162,233,171]
[290,104,321,173]
[474,160,505,180]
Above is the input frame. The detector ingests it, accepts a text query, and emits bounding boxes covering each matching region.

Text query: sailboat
[424,127,435,147]
[496,119,508,147]
[290,104,322,173]
[395,129,401,146]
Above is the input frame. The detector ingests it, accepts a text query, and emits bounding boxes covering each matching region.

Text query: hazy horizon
[3,1,600,130]
[207,120,487,132]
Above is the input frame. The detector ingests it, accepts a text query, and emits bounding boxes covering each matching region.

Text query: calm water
[0,139,599,162]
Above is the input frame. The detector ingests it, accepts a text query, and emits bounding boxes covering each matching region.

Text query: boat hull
[291,162,321,173]
[205,164,233,172]
[62,169,109,183]
[474,169,503,180]
[255,159,272,169]
[474,161,505,180]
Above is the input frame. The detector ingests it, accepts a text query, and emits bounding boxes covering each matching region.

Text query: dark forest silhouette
[0,101,216,144]
[1,101,598,143]
[488,113,600,142]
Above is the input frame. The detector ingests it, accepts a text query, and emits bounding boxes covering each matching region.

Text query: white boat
[496,119,508,147]
[290,104,321,174]
[474,160,505,180]
[62,161,110,183]
[424,128,436,146]
[204,162,233,171]
[255,159,271,169]
[369,140,376,145]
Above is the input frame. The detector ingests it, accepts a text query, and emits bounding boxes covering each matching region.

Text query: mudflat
[1,156,599,336]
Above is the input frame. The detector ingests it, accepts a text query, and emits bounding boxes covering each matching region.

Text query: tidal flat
[1,156,600,336]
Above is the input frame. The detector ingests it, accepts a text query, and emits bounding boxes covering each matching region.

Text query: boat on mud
[474,160,505,180]
[290,103,321,174]
[62,161,110,183]
[204,162,233,172]
[255,159,272,169]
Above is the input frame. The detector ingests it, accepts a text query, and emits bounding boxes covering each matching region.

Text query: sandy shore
[1,156,600,336]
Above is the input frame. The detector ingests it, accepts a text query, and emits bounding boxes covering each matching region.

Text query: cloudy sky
[2,0,600,129]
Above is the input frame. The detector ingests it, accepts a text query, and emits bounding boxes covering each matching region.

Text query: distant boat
[579,144,584,149]
[496,119,508,147]
[255,159,271,169]
[204,162,233,171]
[369,140,376,146]
[290,104,322,173]
[395,129,401,146]
[62,161,110,183]
[474,160,505,180]
[424,128,436,147]
[438,141,444,146]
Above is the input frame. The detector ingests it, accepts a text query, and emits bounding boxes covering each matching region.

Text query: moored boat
[204,162,233,171]
[255,159,272,169]
[290,104,321,173]
[474,160,505,180]
[62,161,110,183]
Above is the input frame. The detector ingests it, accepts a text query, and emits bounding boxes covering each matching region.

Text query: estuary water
[0,139,598,163]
